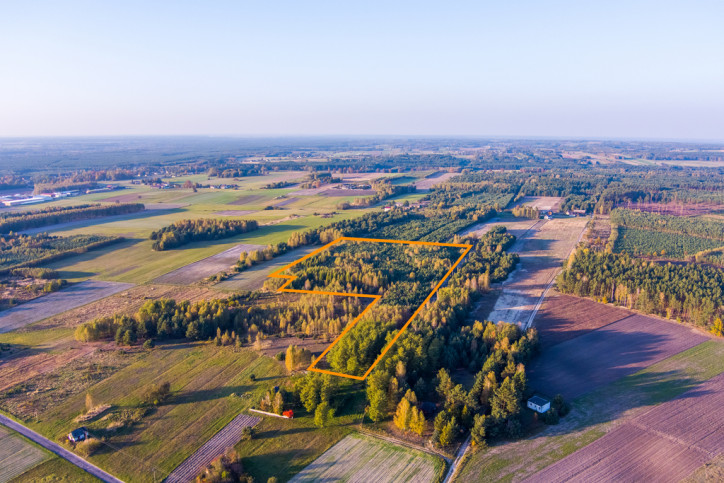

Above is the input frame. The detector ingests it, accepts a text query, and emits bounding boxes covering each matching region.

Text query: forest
[0,203,144,234]
[558,249,724,333]
[150,218,259,250]
[610,208,724,240]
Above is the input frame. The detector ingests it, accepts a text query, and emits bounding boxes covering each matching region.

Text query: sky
[1,1,723,140]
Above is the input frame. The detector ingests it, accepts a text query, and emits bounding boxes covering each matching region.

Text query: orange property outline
[268,236,472,380]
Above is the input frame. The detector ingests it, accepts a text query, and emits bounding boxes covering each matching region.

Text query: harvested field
[461,216,540,239]
[165,414,260,483]
[621,201,722,217]
[0,280,134,333]
[320,188,375,197]
[0,426,49,482]
[414,172,456,190]
[525,372,724,483]
[255,335,330,359]
[527,314,709,400]
[229,194,267,205]
[215,246,317,292]
[515,196,564,212]
[484,217,587,327]
[214,210,256,216]
[289,433,444,483]
[273,197,298,207]
[154,243,265,285]
[534,292,634,349]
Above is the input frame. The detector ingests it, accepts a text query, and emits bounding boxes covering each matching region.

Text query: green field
[614,227,723,258]
[24,343,285,482]
[456,339,724,482]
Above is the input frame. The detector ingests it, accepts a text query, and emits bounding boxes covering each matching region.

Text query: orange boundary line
[269,236,471,380]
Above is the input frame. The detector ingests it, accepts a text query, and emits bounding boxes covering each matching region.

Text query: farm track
[525,372,724,483]
[0,280,134,333]
[0,414,123,483]
[164,413,260,483]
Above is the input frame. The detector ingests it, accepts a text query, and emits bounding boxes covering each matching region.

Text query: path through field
[482,217,587,328]
[525,372,724,483]
[290,433,443,483]
[0,280,134,333]
[154,243,265,285]
[0,414,122,483]
[165,413,260,483]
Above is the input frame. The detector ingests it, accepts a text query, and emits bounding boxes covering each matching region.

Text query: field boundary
[269,236,471,380]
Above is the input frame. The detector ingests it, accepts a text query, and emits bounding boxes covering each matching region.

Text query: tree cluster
[150,218,258,251]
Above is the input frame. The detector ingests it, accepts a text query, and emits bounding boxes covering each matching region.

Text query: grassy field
[10,456,100,483]
[24,342,286,482]
[289,433,446,483]
[236,385,368,482]
[455,339,724,482]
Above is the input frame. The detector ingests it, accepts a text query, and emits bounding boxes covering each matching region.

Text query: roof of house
[69,427,88,438]
[528,396,550,406]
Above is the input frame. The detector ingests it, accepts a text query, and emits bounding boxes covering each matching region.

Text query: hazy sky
[1,1,723,139]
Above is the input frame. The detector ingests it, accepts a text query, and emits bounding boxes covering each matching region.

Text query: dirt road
[0,414,123,483]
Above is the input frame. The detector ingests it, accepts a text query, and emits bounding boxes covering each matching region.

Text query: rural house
[68,427,89,443]
[527,396,551,413]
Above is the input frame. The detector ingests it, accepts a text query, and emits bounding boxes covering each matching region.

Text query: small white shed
[527,396,551,413]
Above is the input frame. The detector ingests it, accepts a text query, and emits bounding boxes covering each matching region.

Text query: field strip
[524,372,724,483]
[0,414,123,483]
[269,236,471,380]
[164,413,260,483]
[0,280,134,333]
[289,432,443,483]
[154,243,265,285]
[0,425,49,483]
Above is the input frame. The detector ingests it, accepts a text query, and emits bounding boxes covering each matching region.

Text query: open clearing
[0,280,134,333]
[0,426,49,482]
[455,339,724,482]
[528,313,708,400]
[154,243,266,284]
[526,372,724,483]
[289,433,444,483]
[514,196,564,212]
[534,293,634,349]
[483,217,587,327]
[414,172,456,190]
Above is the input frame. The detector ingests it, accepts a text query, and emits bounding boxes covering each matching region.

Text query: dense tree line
[74,293,366,344]
[0,203,144,234]
[558,249,724,333]
[0,233,119,272]
[512,205,540,219]
[150,218,258,250]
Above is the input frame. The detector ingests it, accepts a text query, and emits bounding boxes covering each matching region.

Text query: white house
[527,395,551,413]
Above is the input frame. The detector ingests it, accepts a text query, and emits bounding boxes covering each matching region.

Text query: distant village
[0,184,123,207]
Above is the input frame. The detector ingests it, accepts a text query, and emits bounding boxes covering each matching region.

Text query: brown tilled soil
[534,293,634,349]
[527,313,709,400]
[526,372,724,483]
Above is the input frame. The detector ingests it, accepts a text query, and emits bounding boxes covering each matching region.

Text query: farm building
[68,427,88,443]
[527,396,550,413]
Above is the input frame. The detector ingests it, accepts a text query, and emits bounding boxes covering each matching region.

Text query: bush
[143,339,155,349]
[141,382,171,406]
[75,438,103,457]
